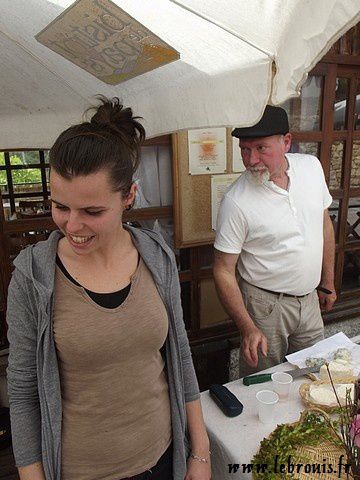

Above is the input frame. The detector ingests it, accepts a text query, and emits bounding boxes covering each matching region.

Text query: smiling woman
[6,97,211,480]
[50,169,132,260]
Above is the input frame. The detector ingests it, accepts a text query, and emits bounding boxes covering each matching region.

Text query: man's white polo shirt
[214,154,332,296]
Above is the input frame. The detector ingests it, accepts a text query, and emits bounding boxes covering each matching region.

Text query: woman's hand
[185,457,211,479]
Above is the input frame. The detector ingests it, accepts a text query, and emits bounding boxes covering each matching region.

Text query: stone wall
[330,141,360,189]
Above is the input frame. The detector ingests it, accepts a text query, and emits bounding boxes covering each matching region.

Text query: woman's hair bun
[89,95,145,146]
[50,95,146,195]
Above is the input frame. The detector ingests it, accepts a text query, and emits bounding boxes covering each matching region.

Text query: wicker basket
[299,377,357,413]
[254,407,352,480]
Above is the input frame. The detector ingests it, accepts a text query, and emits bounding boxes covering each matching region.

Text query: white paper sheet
[285,332,360,375]
[134,146,160,207]
[211,174,240,230]
[158,146,173,206]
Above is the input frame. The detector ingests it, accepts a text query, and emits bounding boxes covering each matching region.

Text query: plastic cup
[255,390,279,424]
[271,372,293,401]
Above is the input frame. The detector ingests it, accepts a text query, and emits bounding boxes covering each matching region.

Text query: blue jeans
[123,443,173,480]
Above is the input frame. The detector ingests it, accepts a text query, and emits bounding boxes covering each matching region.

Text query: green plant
[252,411,342,479]
[325,364,360,479]
[0,153,42,186]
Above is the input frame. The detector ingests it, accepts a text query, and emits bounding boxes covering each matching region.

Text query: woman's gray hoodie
[7,226,200,480]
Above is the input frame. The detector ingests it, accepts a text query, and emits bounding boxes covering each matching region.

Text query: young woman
[7,97,211,480]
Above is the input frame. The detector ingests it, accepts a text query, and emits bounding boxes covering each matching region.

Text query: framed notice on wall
[173,129,237,248]
[211,174,241,230]
[188,128,227,175]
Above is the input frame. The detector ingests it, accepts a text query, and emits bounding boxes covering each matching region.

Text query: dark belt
[250,284,310,298]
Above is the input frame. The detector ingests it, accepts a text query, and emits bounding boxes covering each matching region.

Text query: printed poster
[188,128,227,175]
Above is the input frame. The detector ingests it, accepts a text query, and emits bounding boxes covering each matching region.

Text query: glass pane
[129,217,174,251]
[2,201,11,221]
[46,167,50,191]
[17,196,47,204]
[346,197,360,243]
[0,153,6,194]
[10,151,40,165]
[329,142,344,189]
[334,78,350,130]
[134,145,173,207]
[356,81,360,130]
[281,76,322,131]
[200,278,228,327]
[0,174,8,195]
[1,183,9,196]
[351,141,360,188]
[341,249,360,292]
[290,142,319,156]
[1,156,10,219]
[15,197,51,219]
[44,150,50,163]
[328,200,341,242]
[11,169,42,198]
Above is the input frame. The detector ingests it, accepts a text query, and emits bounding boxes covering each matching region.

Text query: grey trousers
[239,279,324,377]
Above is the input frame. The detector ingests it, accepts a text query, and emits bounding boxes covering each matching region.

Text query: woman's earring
[125,201,134,211]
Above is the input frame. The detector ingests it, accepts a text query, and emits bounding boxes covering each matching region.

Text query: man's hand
[213,249,268,367]
[317,289,337,312]
[241,325,268,367]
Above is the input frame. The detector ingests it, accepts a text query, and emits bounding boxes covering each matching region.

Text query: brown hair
[49,96,145,197]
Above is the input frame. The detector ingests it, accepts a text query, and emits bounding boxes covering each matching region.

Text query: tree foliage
[0,152,42,187]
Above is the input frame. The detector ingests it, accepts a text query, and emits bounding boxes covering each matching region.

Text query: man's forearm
[213,250,268,366]
[321,212,336,289]
[213,266,254,333]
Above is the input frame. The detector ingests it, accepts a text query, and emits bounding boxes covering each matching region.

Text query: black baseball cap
[232,105,289,139]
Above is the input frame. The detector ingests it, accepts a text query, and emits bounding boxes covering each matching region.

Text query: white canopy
[0,0,359,148]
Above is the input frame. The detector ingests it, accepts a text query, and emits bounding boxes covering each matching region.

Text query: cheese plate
[299,377,357,412]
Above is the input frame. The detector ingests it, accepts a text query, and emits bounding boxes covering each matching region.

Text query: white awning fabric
[0,0,359,148]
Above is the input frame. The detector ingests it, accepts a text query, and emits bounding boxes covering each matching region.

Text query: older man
[213,106,336,376]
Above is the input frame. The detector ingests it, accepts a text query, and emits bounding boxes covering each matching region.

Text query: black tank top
[56,255,131,309]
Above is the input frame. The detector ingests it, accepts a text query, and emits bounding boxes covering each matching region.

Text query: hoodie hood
[13,230,61,297]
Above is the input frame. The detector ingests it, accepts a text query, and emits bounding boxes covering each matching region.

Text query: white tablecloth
[200,363,310,480]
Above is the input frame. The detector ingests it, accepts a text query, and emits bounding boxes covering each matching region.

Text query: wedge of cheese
[309,383,355,407]
[309,385,336,406]
[319,361,353,381]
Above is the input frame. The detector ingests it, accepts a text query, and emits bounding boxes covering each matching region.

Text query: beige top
[53,258,172,480]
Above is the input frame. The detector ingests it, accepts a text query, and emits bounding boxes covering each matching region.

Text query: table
[201,362,311,480]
